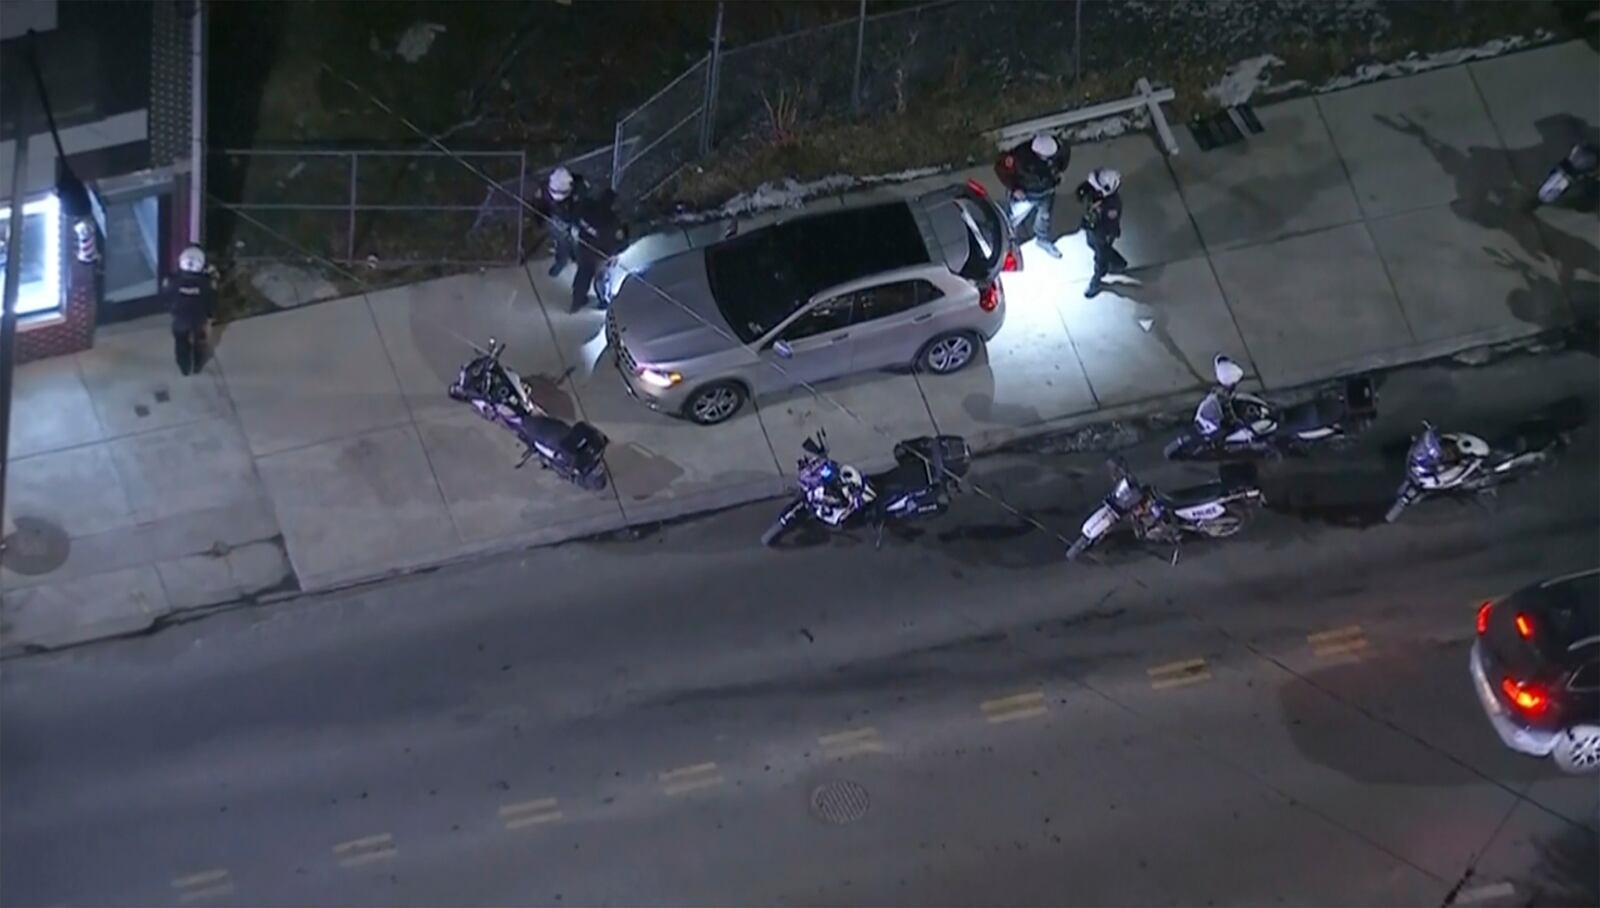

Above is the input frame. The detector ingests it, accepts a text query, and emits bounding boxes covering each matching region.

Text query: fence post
[1073,0,1083,84]
[698,1,725,156]
[851,0,867,115]
[346,153,358,263]
[611,119,626,193]
[515,151,527,263]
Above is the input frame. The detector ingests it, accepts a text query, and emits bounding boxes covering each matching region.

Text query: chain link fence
[208,148,527,267]
[608,0,1090,203]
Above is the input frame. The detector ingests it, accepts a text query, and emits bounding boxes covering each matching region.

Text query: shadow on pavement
[1527,822,1600,907]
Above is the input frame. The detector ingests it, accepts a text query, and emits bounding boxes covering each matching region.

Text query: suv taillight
[965,178,989,200]
[1002,248,1019,273]
[1500,676,1549,715]
[1476,601,1492,635]
[979,281,1001,312]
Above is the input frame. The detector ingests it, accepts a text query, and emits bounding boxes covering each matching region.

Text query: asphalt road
[3,349,1599,908]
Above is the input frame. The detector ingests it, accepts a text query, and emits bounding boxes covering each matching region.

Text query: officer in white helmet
[534,166,587,277]
[994,132,1070,257]
[1075,167,1125,297]
[168,244,216,375]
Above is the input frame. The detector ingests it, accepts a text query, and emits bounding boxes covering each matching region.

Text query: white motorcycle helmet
[178,245,207,274]
[1087,167,1122,196]
[1213,353,1245,388]
[548,167,574,202]
[1030,133,1059,159]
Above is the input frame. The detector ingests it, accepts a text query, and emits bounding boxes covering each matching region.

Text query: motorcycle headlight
[638,368,682,389]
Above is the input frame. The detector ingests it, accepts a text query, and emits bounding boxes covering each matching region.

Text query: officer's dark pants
[549,220,576,274]
[1085,231,1127,282]
[572,248,601,313]
[173,326,208,376]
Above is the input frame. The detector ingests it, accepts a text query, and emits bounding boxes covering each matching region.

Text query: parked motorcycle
[448,338,610,491]
[1536,142,1599,205]
[1066,458,1264,561]
[761,430,972,547]
[1164,354,1377,461]
[1383,421,1565,523]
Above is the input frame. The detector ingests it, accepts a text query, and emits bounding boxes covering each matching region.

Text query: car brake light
[978,281,1000,312]
[965,178,989,200]
[1002,248,1019,273]
[1514,612,1534,639]
[1500,676,1549,714]
[1476,601,1492,635]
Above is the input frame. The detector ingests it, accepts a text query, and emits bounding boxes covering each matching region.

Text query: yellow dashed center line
[499,797,563,830]
[1309,625,1370,659]
[332,832,397,868]
[818,726,886,759]
[171,868,233,903]
[981,690,1047,723]
[1147,657,1212,689]
[658,762,724,795]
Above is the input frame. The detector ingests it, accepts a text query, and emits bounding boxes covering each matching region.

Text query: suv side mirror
[772,339,794,358]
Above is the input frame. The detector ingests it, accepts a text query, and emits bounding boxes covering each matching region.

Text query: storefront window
[102,194,161,303]
[0,194,63,316]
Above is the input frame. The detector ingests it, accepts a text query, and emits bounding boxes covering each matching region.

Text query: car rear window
[1486,570,1600,677]
[953,196,1003,281]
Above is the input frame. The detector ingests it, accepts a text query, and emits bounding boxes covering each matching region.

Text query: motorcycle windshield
[1195,394,1226,436]
[1110,477,1143,510]
[1407,430,1444,474]
[799,459,840,490]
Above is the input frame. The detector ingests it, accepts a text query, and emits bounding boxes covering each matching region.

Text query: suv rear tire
[917,332,980,375]
[683,381,746,425]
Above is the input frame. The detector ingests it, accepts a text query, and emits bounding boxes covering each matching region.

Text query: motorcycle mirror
[802,438,822,455]
[773,340,794,359]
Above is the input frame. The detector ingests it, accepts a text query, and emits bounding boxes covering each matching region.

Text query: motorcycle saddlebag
[894,435,973,482]
[549,421,609,474]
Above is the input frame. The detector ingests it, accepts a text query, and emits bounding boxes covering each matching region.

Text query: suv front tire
[683,381,746,425]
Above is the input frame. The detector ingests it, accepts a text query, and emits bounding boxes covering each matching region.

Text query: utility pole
[851,0,867,115]
[698,1,725,156]
[0,44,31,553]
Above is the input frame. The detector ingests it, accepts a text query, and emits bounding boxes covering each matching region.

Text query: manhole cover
[0,516,71,576]
[810,780,869,825]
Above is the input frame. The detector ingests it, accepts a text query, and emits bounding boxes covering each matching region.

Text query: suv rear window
[1486,570,1600,677]
[954,195,1003,281]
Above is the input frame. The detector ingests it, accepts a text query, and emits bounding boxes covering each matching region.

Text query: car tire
[917,332,980,375]
[683,381,746,425]
[1552,725,1600,774]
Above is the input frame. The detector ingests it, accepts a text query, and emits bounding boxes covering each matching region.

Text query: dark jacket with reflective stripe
[169,272,215,332]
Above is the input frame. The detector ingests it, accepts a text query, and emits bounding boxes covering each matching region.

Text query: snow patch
[249,264,340,309]
[678,166,947,223]
[1206,55,1288,107]
[394,22,446,64]
[1312,34,1543,92]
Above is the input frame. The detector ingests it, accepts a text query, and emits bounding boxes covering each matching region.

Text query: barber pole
[73,219,100,264]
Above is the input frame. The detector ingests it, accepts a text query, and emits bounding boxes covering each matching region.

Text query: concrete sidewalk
[4,40,1596,652]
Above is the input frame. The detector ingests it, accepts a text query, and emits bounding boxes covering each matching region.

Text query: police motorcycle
[1536,141,1599,206]
[448,338,610,491]
[1383,421,1565,523]
[760,429,972,547]
[1164,354,1377,461]
[1066,457,1264,562]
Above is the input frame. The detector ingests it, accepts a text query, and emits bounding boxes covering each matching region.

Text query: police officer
[995,133,1070,257]
[569,187,629,313]
[534,166,587,277]
[168,244,216,375]
[1076,167,1126,298]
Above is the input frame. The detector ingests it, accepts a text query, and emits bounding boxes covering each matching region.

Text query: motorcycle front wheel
[761,500,809,547]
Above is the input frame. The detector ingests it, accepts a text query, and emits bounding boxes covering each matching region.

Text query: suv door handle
[912,313,934,323]
[830,333,850,343]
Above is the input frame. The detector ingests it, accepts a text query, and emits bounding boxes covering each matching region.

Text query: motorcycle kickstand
[514,447,537,470]
[1169,543,1182,566]
[873,520,885,551]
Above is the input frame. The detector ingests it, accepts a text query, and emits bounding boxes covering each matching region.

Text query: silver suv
[604,181,1017,425]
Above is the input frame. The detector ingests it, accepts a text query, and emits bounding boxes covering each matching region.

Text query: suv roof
[705,201,932,333]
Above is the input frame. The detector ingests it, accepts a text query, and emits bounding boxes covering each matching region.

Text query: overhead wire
[310,62,1082,548]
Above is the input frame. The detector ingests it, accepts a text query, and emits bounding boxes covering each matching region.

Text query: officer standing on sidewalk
[168,245,216,375]
[1077,167,1126,298]
[531,166,586,277]
[570,187,630,313]
[995,133,1070,258]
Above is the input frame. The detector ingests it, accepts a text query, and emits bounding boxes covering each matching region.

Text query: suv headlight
[638,368,682,389]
